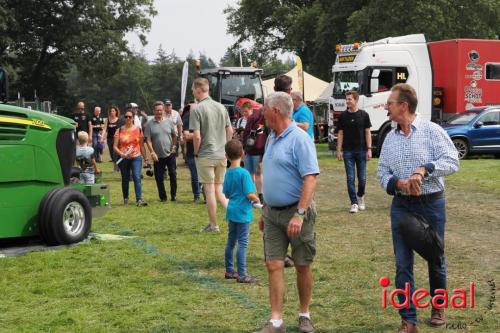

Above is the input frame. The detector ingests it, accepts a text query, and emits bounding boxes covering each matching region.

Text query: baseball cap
[163,99,172,105]
[129,102,138,108]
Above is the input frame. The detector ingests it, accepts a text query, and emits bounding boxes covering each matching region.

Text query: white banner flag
[180,61,189,110]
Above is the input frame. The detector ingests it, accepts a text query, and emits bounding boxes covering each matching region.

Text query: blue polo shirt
[293,103,314,138]
[262,122,320,206]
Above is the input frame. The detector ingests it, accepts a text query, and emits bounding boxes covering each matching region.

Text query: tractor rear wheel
[39,188,92,245]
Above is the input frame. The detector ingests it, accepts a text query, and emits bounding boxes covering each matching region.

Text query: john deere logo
[469,50,479,62]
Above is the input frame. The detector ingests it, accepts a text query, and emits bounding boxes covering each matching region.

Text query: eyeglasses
[386,100,403,106]
[124,115,133,119]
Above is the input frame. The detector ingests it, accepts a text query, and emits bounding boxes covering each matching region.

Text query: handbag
[245,129,256,149]
[399,212,444,264]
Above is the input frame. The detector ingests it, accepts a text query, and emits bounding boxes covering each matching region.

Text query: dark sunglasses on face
[125,115,133,119]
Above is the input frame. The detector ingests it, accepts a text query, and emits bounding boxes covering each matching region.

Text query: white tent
[262,66,329,102]
[315,81,334,103]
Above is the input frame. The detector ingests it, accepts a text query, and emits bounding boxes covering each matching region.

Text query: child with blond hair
[76,131,100,184]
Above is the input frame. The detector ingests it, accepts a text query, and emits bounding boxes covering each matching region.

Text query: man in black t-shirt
[181,103,202,202]
[73,101,92,137]
[90,106,105,162]
[337,90,372,213]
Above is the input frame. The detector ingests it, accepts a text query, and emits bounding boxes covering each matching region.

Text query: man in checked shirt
[377,83,459,333]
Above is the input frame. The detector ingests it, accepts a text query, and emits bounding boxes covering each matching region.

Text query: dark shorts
[263,201,317,266]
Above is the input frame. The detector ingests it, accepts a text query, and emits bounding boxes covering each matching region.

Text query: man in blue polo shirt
[255,92,319,333]
[291,91,314,139]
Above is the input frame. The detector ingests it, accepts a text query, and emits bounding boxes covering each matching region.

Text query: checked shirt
[377,116,459,195]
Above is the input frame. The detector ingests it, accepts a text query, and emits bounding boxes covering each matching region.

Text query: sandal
[224,271,239,280]
[237,275,257,284]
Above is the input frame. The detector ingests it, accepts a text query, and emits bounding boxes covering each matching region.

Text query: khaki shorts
[195,157,227,184]
[263,201,317,266]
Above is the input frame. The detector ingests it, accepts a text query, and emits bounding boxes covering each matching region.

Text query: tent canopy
[314,81,334,103]
[263,66,329,102]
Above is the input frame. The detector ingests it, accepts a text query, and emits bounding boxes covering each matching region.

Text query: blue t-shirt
[293,103,314,138]
[262,122,320,206]
[223,167,256,223]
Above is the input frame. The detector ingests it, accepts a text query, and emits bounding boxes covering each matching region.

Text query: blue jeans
[343,150,367,204]
[225,221,250,277]
[244,154,261,175]
[186,155,201,199]
[119,156,142,202]
[153,155,177,200]
[92,131,102,161]
[391,195,447,324]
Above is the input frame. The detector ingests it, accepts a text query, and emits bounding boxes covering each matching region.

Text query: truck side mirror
[370,78,379,94]
[370,68,380,94]
[473,121,483,128]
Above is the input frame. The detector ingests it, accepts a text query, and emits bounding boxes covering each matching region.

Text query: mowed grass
[0,144,498,333]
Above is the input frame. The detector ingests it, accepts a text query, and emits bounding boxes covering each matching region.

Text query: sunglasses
[124,115,133,119]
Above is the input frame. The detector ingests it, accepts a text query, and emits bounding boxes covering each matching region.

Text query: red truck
[429,39,500,121]
[329,35,500,153]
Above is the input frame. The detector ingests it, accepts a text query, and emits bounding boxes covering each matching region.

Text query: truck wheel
[40,188,92,245]
[452,138,469,159]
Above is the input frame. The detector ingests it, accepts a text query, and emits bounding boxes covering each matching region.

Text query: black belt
[396,191,444,202]
[269,201,298,211]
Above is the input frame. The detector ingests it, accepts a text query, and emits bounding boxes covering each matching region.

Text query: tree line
[225,0,500,81]
[1,0,498,115]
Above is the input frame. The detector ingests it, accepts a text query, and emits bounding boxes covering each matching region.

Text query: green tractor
[0,68,109,245]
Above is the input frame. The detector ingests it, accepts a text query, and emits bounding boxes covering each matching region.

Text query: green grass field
[0,144,498,333]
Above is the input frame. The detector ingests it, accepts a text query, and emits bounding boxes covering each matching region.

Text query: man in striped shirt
[378,83,459,333]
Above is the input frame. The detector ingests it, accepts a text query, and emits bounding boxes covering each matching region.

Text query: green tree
[346,0,500,41]
[0,0,156,103]
[225,0,499,81]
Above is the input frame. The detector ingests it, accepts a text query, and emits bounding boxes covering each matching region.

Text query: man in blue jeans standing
[337,90,372,213]
[378,83,459,333]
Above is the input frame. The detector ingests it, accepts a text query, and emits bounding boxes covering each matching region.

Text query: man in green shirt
[190,78,233,232]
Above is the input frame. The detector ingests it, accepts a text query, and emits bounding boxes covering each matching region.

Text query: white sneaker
[350,204,359,213]
[357,195,366,210]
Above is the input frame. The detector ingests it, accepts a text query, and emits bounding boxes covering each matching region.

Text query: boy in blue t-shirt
[223,139,261,283]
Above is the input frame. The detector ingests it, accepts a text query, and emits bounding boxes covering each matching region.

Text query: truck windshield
[221,74,263,105]
[332,71,361,95]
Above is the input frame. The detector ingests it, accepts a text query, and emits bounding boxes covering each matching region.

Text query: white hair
[264,92,293,118]
[291,91,303,101]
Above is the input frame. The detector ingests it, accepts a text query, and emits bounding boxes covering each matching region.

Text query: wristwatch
[294,208,306,220]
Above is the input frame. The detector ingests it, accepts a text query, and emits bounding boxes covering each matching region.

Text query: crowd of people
[72,77,459,333]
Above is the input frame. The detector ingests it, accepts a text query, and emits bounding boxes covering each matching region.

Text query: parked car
[442,106,500,159]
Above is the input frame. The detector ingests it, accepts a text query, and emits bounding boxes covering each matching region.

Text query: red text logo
[379,276,475,309]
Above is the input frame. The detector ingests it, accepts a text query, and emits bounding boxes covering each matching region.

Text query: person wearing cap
[128,102,148,130]
[163,99,183,146]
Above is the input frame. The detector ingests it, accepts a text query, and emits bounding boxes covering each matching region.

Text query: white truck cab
[329,34,432,154]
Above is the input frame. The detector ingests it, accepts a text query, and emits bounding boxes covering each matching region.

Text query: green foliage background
[1,0,499,114]
[225,0,500,81]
